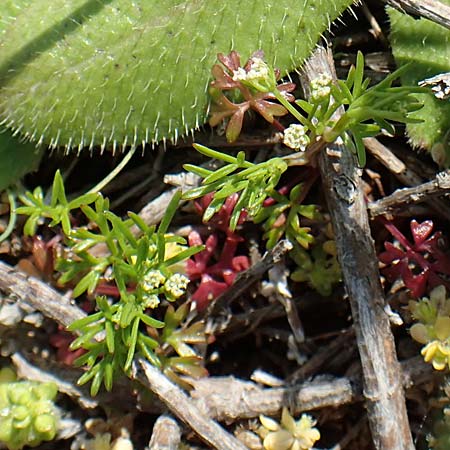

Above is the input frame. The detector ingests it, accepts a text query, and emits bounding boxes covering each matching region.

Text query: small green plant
[183,145,288,230]
[291,237,341,297]
[184,52,425,229]
[253,183,319,251]
[16,172,204,395]
[0,368,59,450]
[182,50,423,298]
[157,303,209,389]
[207,50,425,166]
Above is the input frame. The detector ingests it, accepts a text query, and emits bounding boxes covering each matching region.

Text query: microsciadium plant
[16,171,204,395]
[205,50,425,166]
[184,49,425,226]
[182,50,422,295]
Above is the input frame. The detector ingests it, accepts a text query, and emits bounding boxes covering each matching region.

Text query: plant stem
[87,145,138,194]
[302,46,415,450]
[272,89,314,130]
[0,189,17,243]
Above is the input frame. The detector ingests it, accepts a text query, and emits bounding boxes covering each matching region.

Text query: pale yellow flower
[258,408,320,450]
[421,340,450,370]
[283,124,310,152]
[409,286,450,371]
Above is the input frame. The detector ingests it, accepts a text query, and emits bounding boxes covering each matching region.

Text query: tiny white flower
[246,57,270,81]
[232,58,271,86]
[165,273,190,298]
[232,67,248,81]
[283,124,310,152]
[143,294,160,309]
[142,270,166,291]
[310,73,332,88]
[310,74,332,101]
[311,86,331,101]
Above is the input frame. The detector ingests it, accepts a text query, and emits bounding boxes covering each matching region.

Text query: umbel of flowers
[409,285,450,370]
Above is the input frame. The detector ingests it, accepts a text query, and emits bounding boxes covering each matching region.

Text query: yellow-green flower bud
[164,273,190,299]
[283,124,310,152]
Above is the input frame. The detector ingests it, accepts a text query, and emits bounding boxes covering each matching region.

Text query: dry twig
[364,137,450,222]
[300,46,414,450]
[382,0,450,30]
[148,415,181,450]
[133,358,248,450]
[369,170,450,216]
[188,356,433,421]
[0,260,85,328]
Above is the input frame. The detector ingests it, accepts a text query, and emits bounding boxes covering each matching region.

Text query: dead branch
[368,170,450,216]
[133,358,248,450]
[364,138,450,221]
[382,0,450,30]
[0,260,85,328]
[148,415,181,450]
[300,46,414,450]
[188,356,433,421]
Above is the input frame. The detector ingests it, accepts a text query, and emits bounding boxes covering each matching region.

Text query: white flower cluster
[164,273,190,299]
[233,57,270,83]
[283,124,310,152]
[141,270,190,307]
[142,269,166,291]
[142,294,160,309]
[310,73,332,101]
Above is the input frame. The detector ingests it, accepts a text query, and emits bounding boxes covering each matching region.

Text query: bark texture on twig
[188,356,432,422]
[364,138,450,222]
[148,415,181,450]
[11,352,98,409]
[133,359,248,450]
[383,0,450,30]
[206,239,293,316]
[10,348,433,425]
[300,46,414,450]
[369,170,450,216]
[190,374,358,421]
[0,260,86,328]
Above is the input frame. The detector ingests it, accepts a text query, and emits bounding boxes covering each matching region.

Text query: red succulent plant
[379,218,450,298]
[186,193,250,310]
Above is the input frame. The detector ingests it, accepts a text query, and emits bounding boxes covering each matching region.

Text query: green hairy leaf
[388,3,450,166]
[0,0,353,153]
[0,129,43,191]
